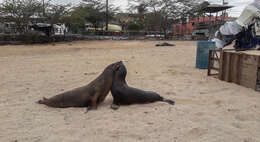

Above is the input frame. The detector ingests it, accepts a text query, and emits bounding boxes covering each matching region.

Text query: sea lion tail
[37,97,48,104]
[162,98,175,105]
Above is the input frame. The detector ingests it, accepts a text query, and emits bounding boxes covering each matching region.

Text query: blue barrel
[196,41,216,69]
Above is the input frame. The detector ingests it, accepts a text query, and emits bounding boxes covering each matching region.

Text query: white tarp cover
[213,0,260,48]
[250,0,260,9]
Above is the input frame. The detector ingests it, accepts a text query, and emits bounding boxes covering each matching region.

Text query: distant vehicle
[30,23,67,37]
[53,24,67,36]
[145,34,165,38]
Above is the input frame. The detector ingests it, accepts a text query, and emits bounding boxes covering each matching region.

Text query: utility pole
[222,0,225,21]
[106,0,108,31]
[42,0,45,17]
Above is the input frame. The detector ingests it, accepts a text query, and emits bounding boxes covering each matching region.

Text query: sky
[207,0,254,17]
[0,0,255,17]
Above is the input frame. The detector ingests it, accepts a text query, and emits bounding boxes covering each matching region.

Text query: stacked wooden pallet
[209,49,260,91]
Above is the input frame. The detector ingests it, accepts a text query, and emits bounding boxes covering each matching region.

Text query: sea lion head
[105,61,122,73]
[114,61,127,80]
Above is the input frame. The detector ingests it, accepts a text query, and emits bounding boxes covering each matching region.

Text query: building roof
[203,4,233,13]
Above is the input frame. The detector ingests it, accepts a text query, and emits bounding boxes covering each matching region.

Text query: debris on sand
[155,42,176,47]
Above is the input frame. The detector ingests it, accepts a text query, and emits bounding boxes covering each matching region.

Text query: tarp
[104,24,122,32]
[35,23,51,28]
[203,4,233,13]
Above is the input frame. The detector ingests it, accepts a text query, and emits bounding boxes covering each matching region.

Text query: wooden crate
[208,49,221,76]
[219,50,260,91]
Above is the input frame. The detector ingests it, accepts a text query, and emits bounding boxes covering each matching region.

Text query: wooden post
[217,50,260,92]
[255,56,260,90]
[208,50,212,76]
[218,50,224,80]
[233,53,241,84]
[225,52,232,82]
[106,0,109,31]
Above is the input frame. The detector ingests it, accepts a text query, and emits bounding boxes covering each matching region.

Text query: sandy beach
[0,40,259,142]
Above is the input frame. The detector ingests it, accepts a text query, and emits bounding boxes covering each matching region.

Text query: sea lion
[38,61,121,112]
[110,61,175,110]
[155,42,176,46]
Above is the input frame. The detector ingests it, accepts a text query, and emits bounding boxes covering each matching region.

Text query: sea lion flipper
[85,105,98,113]
[37,97,48,104]
[162,99,175,105]
[111,104,120,110]
[86,94,98,112]
[85,108,89,114]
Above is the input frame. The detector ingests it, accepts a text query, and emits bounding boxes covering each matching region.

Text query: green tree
[45,4,71,25]
[128,0,200,38]
[0,0,42,33]
[195,1,210,18]
[84,6,106,31]
[82,0,119,31]
[127,22,143,31]
[63,6,86,34]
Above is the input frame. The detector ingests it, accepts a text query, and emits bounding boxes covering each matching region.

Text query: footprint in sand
[174,98,203,105]
[162,69,189,76]
[195,112,204,116]
[183,128,207,140]
[231,122,243,129]
[244,137,257,142]
[235,113,256,122]
[165,91,176,95]
[214,100,223,107]
[227,108,240,113]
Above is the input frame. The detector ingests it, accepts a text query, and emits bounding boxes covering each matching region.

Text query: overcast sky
[0,0,255,17]
[207,0,254,17]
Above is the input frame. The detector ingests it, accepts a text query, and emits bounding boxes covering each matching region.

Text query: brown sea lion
[38,61,121,112]
[110,61,175,110]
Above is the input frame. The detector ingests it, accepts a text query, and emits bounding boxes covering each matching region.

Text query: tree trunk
[164,29,167,40]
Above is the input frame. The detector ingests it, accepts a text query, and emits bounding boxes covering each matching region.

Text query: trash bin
[196,41,216,69]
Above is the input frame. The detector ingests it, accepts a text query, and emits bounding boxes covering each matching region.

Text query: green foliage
[0,24,3,33]
[0,0,121,34]
[0,0,70,33]
[128,0,200,38]
[62,6,86,33]
[0,0,43,33]
[127,23,144,31]
[196,1,210,17]
[84,6,106,29]
[45,4,71,24]
[65,0,119,33]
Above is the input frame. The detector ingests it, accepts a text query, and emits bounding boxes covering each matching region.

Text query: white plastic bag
[219,21,242,35]
[212,38,225,49]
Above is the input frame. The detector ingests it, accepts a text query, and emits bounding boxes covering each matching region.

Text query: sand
[0,40,259,142]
